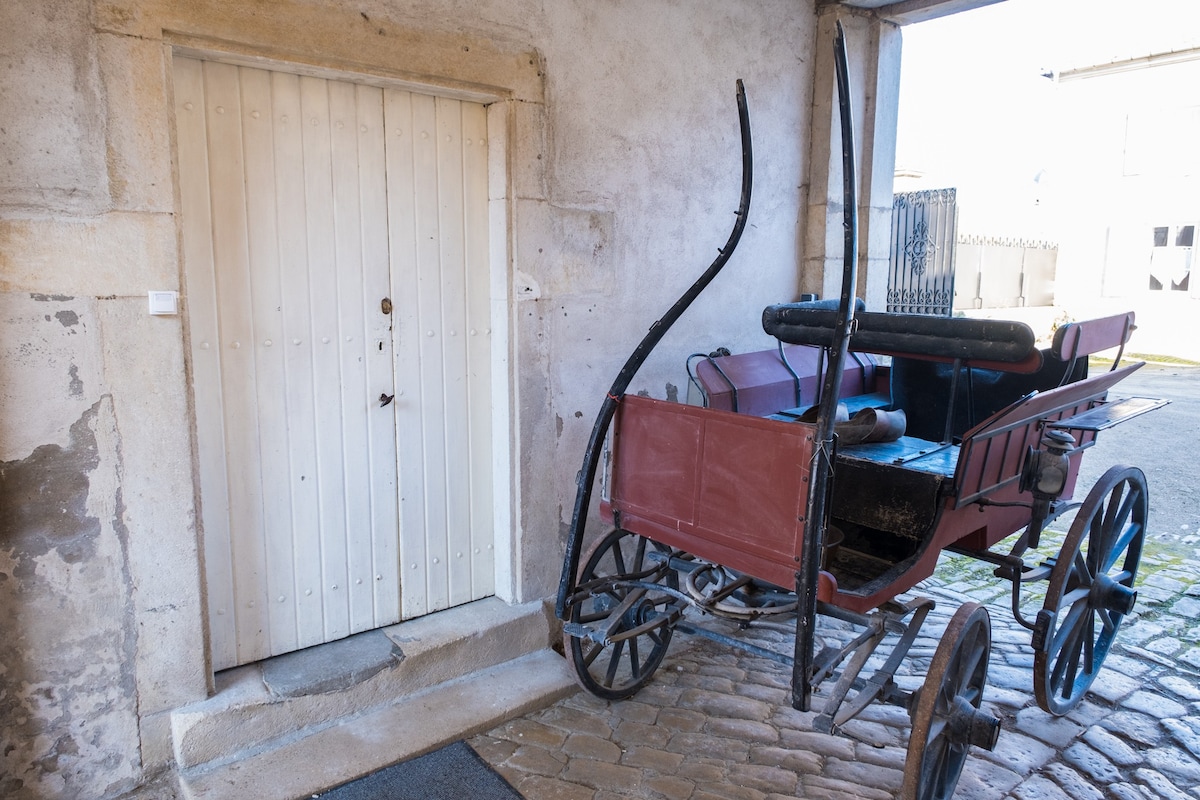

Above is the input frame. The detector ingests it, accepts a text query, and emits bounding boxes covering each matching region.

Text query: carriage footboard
[1046,395,1168,432]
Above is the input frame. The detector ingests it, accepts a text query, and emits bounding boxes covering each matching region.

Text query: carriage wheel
[564,528,682,700]
[902,602,998,800]
[1034,465,1147,715]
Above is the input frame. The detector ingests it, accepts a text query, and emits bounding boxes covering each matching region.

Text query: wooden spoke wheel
[564,528,682,700]
[1034,465,1147,715]
[902,602,999,800]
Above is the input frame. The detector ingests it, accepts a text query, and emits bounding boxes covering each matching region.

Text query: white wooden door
[174,57,495,670]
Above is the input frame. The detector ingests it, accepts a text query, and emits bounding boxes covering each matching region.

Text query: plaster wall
[0,1,821,797]
[802,10,901,312]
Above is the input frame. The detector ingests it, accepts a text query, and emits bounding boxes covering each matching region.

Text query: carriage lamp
[1020,429,1077,500]
[1014,429,1077,551]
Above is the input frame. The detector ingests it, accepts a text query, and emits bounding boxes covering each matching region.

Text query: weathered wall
[1,0,198,795]
[0,298,142,798]
[529,2,819,599]
[802,10,901,312]
[0,1,818,796]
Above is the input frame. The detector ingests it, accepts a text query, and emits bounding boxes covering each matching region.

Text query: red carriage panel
[609,395,812,588]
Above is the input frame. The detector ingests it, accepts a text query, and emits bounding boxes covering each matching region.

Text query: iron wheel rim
[1034,465,1146,715]
[903,601,992,800]
[565,528,681,700]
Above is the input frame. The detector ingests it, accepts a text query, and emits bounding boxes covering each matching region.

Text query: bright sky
[895,0,1200,235]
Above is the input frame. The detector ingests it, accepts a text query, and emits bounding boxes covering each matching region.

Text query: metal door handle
[379,393,395,407]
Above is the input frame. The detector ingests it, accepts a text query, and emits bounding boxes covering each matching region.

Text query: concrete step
[173,598,577,800]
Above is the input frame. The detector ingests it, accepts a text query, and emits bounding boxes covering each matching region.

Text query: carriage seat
[889,312,1137,441]
[888,355,1076,441]
[761,304,1137,443]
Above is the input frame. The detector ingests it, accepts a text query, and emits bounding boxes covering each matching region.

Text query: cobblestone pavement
[472,541,1200,800]
[471,366,1200,800]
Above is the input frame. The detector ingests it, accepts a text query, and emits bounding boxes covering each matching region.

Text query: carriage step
[563,622,605,642]
[992,562,1053,583]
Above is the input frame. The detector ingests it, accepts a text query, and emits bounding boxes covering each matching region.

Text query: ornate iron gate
[888,188,958,316]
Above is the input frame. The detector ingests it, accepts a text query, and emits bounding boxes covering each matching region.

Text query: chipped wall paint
[0,399,141,799]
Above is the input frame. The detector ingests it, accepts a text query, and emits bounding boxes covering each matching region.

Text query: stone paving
[470,528,1200,800]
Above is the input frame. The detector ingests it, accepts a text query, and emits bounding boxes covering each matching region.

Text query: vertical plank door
[174,57,494,669]
[384,91,495,619]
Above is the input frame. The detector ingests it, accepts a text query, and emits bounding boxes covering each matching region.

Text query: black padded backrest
[763,307,1036,365]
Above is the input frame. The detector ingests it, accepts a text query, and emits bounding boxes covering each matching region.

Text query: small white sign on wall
[148,291,179,316]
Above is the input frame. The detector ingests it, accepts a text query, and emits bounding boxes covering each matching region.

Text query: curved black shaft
[794,20,859,711]
[555,81,754,619]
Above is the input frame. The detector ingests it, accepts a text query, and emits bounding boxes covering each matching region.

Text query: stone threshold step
[171,598,558,772]
[179,648,576,800]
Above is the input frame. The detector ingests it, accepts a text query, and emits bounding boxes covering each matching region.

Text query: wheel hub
[1092,573,1137,616]
[948,696,1001,751]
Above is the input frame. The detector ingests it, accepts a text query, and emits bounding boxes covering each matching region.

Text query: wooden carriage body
[603,313,1150,615]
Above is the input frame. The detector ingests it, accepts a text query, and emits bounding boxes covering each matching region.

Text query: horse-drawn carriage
[555,25,1166,799]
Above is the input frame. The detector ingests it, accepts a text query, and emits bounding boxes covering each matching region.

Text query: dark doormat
[310,741,523,800]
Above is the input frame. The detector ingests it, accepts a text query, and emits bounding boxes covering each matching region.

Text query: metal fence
[955,235,1057,310]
